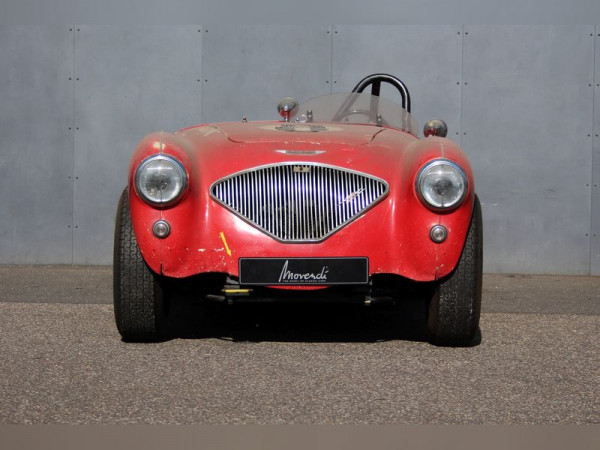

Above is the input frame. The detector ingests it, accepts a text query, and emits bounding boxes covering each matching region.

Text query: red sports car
[114,74,482,346]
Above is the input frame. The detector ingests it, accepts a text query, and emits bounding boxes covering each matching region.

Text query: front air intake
[210,163,389,243]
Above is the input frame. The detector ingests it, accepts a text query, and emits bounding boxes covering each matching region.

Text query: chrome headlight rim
[134,154,188,208]
[416,159,468,211]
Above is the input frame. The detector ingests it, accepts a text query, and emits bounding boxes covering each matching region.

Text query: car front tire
[113,188,169,342]
[426,195,483,346]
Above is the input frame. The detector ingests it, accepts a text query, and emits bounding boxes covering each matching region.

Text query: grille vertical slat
[307,169,312,238]
[302,171,308,240]
[327,169,332,229]
[259,170,265,228]
[318,167,325,236]
[295,171,300,239]
[211,164,388,242]
[287,169,291,238]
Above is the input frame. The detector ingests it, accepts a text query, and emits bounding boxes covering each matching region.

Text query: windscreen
[291,92,418,135]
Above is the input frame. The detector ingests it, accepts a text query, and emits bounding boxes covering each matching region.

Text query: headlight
[135,154,187,207]
[416,159,467,210]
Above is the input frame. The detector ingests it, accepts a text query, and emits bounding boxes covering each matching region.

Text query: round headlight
[417,160,467,210]
[135,155,187,207]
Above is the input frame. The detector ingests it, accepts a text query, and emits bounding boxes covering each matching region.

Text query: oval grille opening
[210,163,388,242]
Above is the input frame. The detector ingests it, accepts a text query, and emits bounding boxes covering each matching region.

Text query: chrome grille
[210,163,389,242]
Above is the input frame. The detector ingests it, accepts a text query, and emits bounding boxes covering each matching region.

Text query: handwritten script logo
[278,260,329,283]
[340,188,365,205]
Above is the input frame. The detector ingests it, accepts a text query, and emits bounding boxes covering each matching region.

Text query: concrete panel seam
[70,25,76,265]
[329,26,334,92]
[200,25,205,124]
[590,26,598,273]
[72,26,83,261]
[459,25,465,145]
[592,25,600,274]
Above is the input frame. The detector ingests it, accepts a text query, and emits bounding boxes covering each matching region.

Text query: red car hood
[171,122,421,180]
[212,122,382,146]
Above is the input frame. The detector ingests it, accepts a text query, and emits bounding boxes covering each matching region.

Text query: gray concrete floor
[0,266,598,424]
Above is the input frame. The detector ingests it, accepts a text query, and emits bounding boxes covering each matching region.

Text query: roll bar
[351,73,411,113]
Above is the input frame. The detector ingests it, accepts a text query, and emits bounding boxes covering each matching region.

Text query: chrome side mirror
[423,119,448,138]
[277,97,298,122]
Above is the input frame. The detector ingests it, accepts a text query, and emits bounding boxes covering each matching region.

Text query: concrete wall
[1,25,599,274]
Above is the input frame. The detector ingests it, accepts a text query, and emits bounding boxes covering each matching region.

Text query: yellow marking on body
[219,231,232,256]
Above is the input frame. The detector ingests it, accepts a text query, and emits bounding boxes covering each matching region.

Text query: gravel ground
[0,266,598,424]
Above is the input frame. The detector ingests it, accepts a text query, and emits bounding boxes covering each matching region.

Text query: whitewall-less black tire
[426,195,483,346]
[113,189,169,342]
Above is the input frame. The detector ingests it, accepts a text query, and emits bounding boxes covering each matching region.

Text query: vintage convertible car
[114,73,482,346]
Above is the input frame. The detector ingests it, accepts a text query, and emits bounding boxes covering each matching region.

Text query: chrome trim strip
[275,149,326,155]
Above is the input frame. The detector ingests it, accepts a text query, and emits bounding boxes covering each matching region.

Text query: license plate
[239,257,369,285]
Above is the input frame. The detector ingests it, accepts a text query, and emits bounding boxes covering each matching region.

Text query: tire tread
[427,195,483,346]
[113,189,166,341]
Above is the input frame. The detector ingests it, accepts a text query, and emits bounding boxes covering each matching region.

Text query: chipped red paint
[128,122,474,282]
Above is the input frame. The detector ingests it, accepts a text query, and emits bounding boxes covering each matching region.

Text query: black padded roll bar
[351,73,411,113]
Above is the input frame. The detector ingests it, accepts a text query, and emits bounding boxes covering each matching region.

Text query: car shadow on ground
[162,296,482,345]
